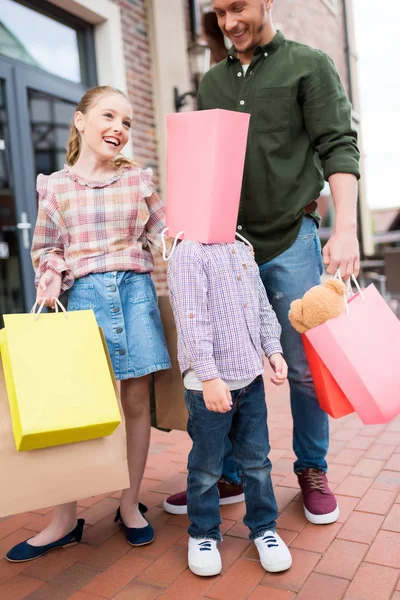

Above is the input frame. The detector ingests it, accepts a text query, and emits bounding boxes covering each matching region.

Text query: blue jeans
[222,217,329,476]
[185,376,278,541]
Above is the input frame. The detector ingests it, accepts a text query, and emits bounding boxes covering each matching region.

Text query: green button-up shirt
[197,30,360,264]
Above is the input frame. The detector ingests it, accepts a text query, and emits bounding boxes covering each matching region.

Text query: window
[0,0,96,84]
[321,0,338,14]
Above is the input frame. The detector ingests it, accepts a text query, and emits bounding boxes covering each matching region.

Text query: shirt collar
[227,30,285,64]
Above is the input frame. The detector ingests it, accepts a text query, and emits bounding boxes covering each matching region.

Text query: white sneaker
[254,531,292,573]
[188,537,222,577]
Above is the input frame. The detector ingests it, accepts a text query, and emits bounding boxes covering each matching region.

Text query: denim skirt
[68,271,171,380]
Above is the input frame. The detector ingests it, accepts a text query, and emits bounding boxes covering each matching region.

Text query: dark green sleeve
[300,52,360,181]
[196,88,204,111]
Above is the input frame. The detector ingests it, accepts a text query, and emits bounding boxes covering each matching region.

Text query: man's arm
[301,52,360,277]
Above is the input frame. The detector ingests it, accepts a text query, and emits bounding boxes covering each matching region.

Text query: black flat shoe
[114,503,154,546]
[6,519,85,563]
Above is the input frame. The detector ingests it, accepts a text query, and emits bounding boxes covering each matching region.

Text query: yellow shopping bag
[0,304,121,451]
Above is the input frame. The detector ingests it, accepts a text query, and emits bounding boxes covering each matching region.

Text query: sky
[353,0,400,210]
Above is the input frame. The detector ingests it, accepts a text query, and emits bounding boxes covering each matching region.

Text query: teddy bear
[288,278,347,333]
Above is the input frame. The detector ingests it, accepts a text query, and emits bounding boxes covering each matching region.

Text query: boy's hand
[202,378,232,413]
[37,270,62,309]
[269,353,288,386]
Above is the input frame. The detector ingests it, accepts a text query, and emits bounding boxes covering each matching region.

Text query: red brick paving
[0,372,399,599]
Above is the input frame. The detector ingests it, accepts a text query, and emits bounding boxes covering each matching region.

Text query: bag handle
[31,298,68,321]
[161,227,184,261]
[235,231,254,254]
[334,270,364,314]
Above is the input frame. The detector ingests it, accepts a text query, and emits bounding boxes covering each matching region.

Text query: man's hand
[36,270,62,308]
[323,231,360,279]
[269,353,288,386]
[202,378,232,413]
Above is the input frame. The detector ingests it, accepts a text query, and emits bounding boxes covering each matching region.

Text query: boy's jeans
[221,217,329,480]
[185,376,278,541]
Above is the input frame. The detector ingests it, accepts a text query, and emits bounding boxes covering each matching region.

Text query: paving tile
[332,476,374,498]
[315,539,368,579]
[337,512,384,545]
[372,471,400,492]
[365,444,397,461]
[275,486,301,512]
[132,524,187,561]
[333,449,366,466]
[351,459,386,478]
[382,503,400,532]
[291,522,342,553]
[26,564,99,600]
[207,557,265,600]
[331,428,361,442]
[335,496,361,524]
[296,573,349,600]
[347,436,375,451]
[248,586,296,600]
[82,516,118,548]
[356,489,397,515]
[156,567,218,600]
[276,501,308,533]
[77,495,107,509]
[113,581,164,600]
[0,574,45,600]
[261,548,321,592]
[386,419,400,432]
[23,542,92,581]
[0,513,37,540]
[365,530,400,569]
[152,473,188,494]
[385,454,400,472]
[68,593,106,600]
[82,552,153,597]
[327,464,353,484]
[137,544,187,587]
[376,432,400,446]
[0,558,32,585]
[219,502,246,521]
[344,562,399,600]
[78,498,120,526]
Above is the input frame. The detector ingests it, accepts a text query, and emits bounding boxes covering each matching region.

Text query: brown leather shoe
[163,479,244,515]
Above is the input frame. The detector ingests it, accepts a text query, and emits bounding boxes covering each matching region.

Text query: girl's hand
[269,353,288,386]
[36,270,62,308]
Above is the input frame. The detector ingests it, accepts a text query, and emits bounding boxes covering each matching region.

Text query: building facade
[0,0,369,325]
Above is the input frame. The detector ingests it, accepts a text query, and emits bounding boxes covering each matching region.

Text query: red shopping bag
[302,335,354,419]
[305,284,400,424]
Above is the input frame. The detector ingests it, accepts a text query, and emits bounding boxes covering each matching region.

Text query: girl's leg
[28,502,78,546]
[119,375,151,528]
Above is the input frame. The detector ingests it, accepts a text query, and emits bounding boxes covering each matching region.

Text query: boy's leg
[231,376,292,572]
[185,389,233,541]
[163,437,243,515]
[230,377,278,538]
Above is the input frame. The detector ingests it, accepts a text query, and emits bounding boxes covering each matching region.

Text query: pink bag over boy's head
[166,109,250,244]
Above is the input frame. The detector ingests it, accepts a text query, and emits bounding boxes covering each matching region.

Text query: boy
[168,238,292,576]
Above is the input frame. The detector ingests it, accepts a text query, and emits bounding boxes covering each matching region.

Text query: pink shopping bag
[305,284,400,424]
[166,109,250,243]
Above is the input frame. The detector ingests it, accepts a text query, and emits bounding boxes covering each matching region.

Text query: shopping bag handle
[30,298,68,321]
[161,227,185,261]
[235,231,254,255]
[334,271,364,313]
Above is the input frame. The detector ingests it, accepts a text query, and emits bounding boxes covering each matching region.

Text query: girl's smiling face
[74,92,133,160]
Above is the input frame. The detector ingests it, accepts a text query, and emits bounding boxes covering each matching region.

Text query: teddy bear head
[289,279,347,334]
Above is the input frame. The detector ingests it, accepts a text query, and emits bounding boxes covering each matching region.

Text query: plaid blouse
[31,165,169,292]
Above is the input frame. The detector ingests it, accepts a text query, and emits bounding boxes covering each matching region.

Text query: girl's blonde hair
[66,86,136,168]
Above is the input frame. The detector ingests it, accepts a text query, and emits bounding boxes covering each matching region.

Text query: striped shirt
[31,165,169,292]
[167,240,283,382]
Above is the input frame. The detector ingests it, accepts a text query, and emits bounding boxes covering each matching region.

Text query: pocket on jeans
[126,275,154,304]
[67,285,97,311]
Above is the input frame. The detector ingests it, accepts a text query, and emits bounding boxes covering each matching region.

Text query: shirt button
[232,249,236,254]
[109,285,116,292]
[237,225,243,231]
[249,70,253,74]
[238,276,242,281]
[237,71,242,77]
[112,307,120,313]
[119,349,126,356]
[115,327,123,333]
[244,303,248,308]
[239,100,245,106]
[264,52,268,57]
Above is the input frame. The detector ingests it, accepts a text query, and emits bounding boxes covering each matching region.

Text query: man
[164,0,360,525]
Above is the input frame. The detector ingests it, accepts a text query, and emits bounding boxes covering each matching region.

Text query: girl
[6,86,171,562]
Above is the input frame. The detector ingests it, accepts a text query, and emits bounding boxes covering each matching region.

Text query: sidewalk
[0,364,399,600]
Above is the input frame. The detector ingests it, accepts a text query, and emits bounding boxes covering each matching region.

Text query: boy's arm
[168,245,219,381]
[258,276,283,358]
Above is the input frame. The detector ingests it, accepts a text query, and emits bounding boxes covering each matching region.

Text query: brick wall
[114,0,168,294]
